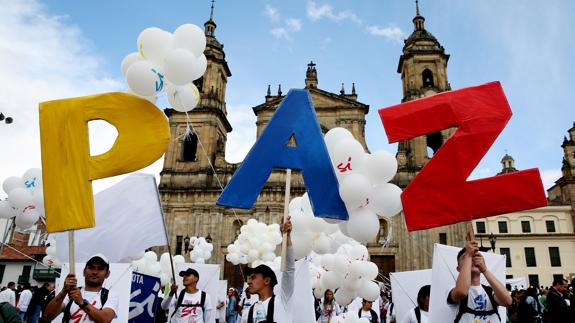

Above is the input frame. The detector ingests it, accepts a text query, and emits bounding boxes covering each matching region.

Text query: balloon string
[185,122,245,282]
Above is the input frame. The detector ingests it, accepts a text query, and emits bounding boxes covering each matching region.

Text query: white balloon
[358,280,380,301]
[160,273,171,286]
[121,52,144,76]
[15,208,39,229]
[126,61,164,97]
[2,177,23,194]
[167,83,200,112]
[324,127,354,152]
[350,244,369,261]
[292,232,313,259]
[364,261,379,280]
[309,217,327,233]
[320,254,335,271]
[349,260,367,279]
[32,189,44,210]
[164,49,206,85]
[347,209,380,244]
[173,24,206,57]
[262,252,275,262]
[288,196,303,214]
[43,255,56,266]
[247,249,259,262]
[227,244,238,254]
[160,253,171,272]
[301,193,314,216]
[333,254,350,274]
[144,251,158,262]
[342,274,360,292]
[195,258,205,264]
[8,188,33,209]
[312,234,331,254]
[363,151,398,184]
[46,245,57,258]
[226,253,240,265]
[313,283,326,299]
[137,27,173,65]
[367,183,403,217]
[331,138,365,175]
[173,255,185,264]
[22,168,42,191]
[339,174,371,209]
[321,271,342,290]
[334,288,354,306]
[0,200,15,219]
[338,222,350,237]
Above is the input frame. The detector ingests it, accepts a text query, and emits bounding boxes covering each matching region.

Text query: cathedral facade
[159,5,467,286]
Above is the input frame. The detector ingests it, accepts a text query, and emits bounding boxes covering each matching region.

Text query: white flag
[54,173,168,263]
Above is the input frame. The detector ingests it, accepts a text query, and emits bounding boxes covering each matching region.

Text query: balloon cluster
[122,24,207,112]
[308,243,380,307]
[225,219,283,269]
[0,168,44,230]
[132,251,186,285]
[290,193,354,259]
[325,127,403,244]
[42,240,61,267]
[188,236,214,264]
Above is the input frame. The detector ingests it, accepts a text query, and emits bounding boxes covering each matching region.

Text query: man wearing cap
[161,267,215,322]
[42,254,119,322]
[245,218,294,323]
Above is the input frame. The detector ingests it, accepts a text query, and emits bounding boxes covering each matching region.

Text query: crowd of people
[0,230,573,322]
[0,281,55,322]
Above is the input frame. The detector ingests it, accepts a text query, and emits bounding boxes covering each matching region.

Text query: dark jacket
[0,302,22,323]
[545,287,569,322]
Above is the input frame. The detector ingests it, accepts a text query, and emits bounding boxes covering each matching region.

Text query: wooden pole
[280,169,292,272]
[466,221,475,242]
[68,231,75,274]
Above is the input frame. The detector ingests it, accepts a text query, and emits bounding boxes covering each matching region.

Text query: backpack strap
[200,291,206,311]
[370,309,377,323]
[453,285,501,323]
[414,306,421,323]
[62,287,109,323]
[170,289,187,319]
[247,295,275,323]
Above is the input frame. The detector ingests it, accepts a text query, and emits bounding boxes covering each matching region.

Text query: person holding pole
[42,253,119,322]
[245,217,294,323]
[161,268,215,323]
[447,233,512,323]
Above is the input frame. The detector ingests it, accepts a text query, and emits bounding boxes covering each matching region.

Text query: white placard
[390,269,431,321]
[175,263,221,310]
[55,263,133,322]
[429,244,507,323]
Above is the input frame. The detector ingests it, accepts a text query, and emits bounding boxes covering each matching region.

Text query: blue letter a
[216,89,348,220]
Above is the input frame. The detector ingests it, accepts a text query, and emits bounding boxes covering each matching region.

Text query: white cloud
[264,4,280,21]
[306,0,361,24]
[0,0,151,195]
[225,104,256,163]
[367,25,405,43]
[286,18,303,32]
[271,27,290,40]
[540,169,562,191]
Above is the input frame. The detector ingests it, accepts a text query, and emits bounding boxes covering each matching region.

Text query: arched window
[426,131,443,156]
[422,69,434,88]
[182,134,198,162]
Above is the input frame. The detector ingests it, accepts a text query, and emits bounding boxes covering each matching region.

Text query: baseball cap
[245,264,278,286]
[179,268,200,278]
[86,253,109,268]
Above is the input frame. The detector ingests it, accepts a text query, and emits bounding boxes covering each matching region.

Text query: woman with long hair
[316,289,342,323]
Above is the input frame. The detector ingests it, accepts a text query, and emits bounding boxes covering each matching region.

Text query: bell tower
[160,1,232,190]
[395,0,453,188]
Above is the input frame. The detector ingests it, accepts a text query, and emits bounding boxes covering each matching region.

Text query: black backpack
[453,285,501,323]
[62,287,109,322]
[247,295,275,323]
[357,308,378,323]
[517,295,541,323]
[171,290,206,319]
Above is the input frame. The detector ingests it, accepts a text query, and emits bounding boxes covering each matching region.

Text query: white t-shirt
[399,307,428,323]
[360,309,376,322]
[247,247,295,323]
[239,294,258,323]
[0,289,16,306]
[316,301,342,323]
[17,289,33,311]
[62,289,119,323]
[448,285,499,323]
[163,290,215,323]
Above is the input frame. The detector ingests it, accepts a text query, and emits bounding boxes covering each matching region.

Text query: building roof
[0,245,46,261]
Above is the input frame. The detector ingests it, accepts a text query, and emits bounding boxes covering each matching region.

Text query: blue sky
[0,0,573,193]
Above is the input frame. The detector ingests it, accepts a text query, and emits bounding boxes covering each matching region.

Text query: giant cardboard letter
[217,89,348,220]
[379,82,547,231]
[40,92,170,232]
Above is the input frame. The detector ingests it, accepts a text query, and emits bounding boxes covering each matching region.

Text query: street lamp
[489,233,497,252]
